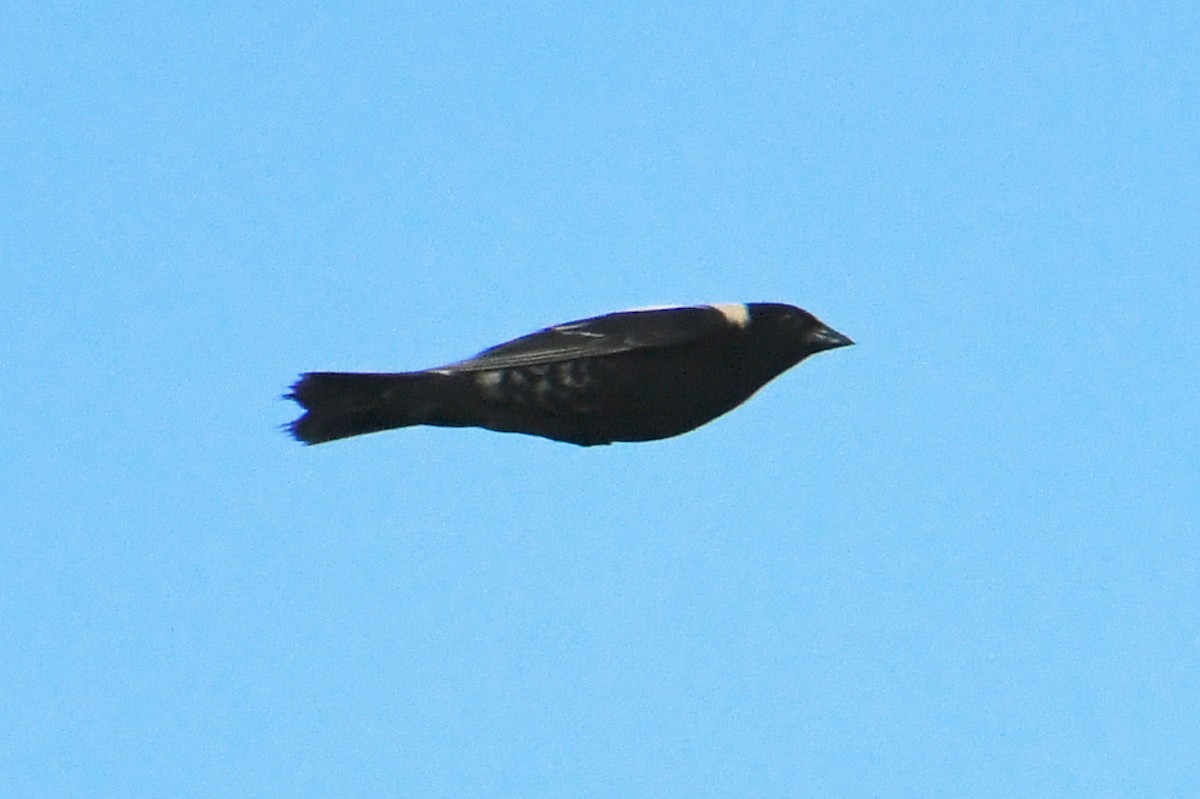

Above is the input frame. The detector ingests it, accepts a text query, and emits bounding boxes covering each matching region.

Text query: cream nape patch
[711,303,750,328]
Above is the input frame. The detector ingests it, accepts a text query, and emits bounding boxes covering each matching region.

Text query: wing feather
[439,305,742,372]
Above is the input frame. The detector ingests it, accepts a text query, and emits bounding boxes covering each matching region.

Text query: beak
[810,325,855,351]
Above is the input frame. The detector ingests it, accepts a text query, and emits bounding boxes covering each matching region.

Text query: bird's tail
[285,371,450,445]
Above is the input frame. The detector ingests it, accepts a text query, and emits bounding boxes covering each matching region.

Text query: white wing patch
[712,303,750,327]
[618,303,688,312]
[561,302,750,329]
[612,301,751,328]
[551,322,607,336]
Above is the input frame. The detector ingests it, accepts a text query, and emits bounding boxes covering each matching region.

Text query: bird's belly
[459,353,764,445]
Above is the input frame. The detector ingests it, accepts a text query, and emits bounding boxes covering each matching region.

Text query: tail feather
[286,371,446,444]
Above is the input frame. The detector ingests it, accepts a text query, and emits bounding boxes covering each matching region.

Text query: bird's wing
[440,304,744,372]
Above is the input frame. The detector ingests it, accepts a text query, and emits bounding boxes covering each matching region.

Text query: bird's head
[746,303,855,358]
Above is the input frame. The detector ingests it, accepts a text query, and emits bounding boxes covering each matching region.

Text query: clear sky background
[4,3,1198,796]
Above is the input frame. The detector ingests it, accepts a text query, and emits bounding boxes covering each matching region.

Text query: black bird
[286,302,852,446]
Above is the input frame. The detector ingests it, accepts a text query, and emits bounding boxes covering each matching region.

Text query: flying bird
[286,302,852,446]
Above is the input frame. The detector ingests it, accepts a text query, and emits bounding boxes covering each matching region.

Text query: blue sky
[4,3,1198,796]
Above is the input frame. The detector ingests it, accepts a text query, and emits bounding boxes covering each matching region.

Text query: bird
[285,302,852,447]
